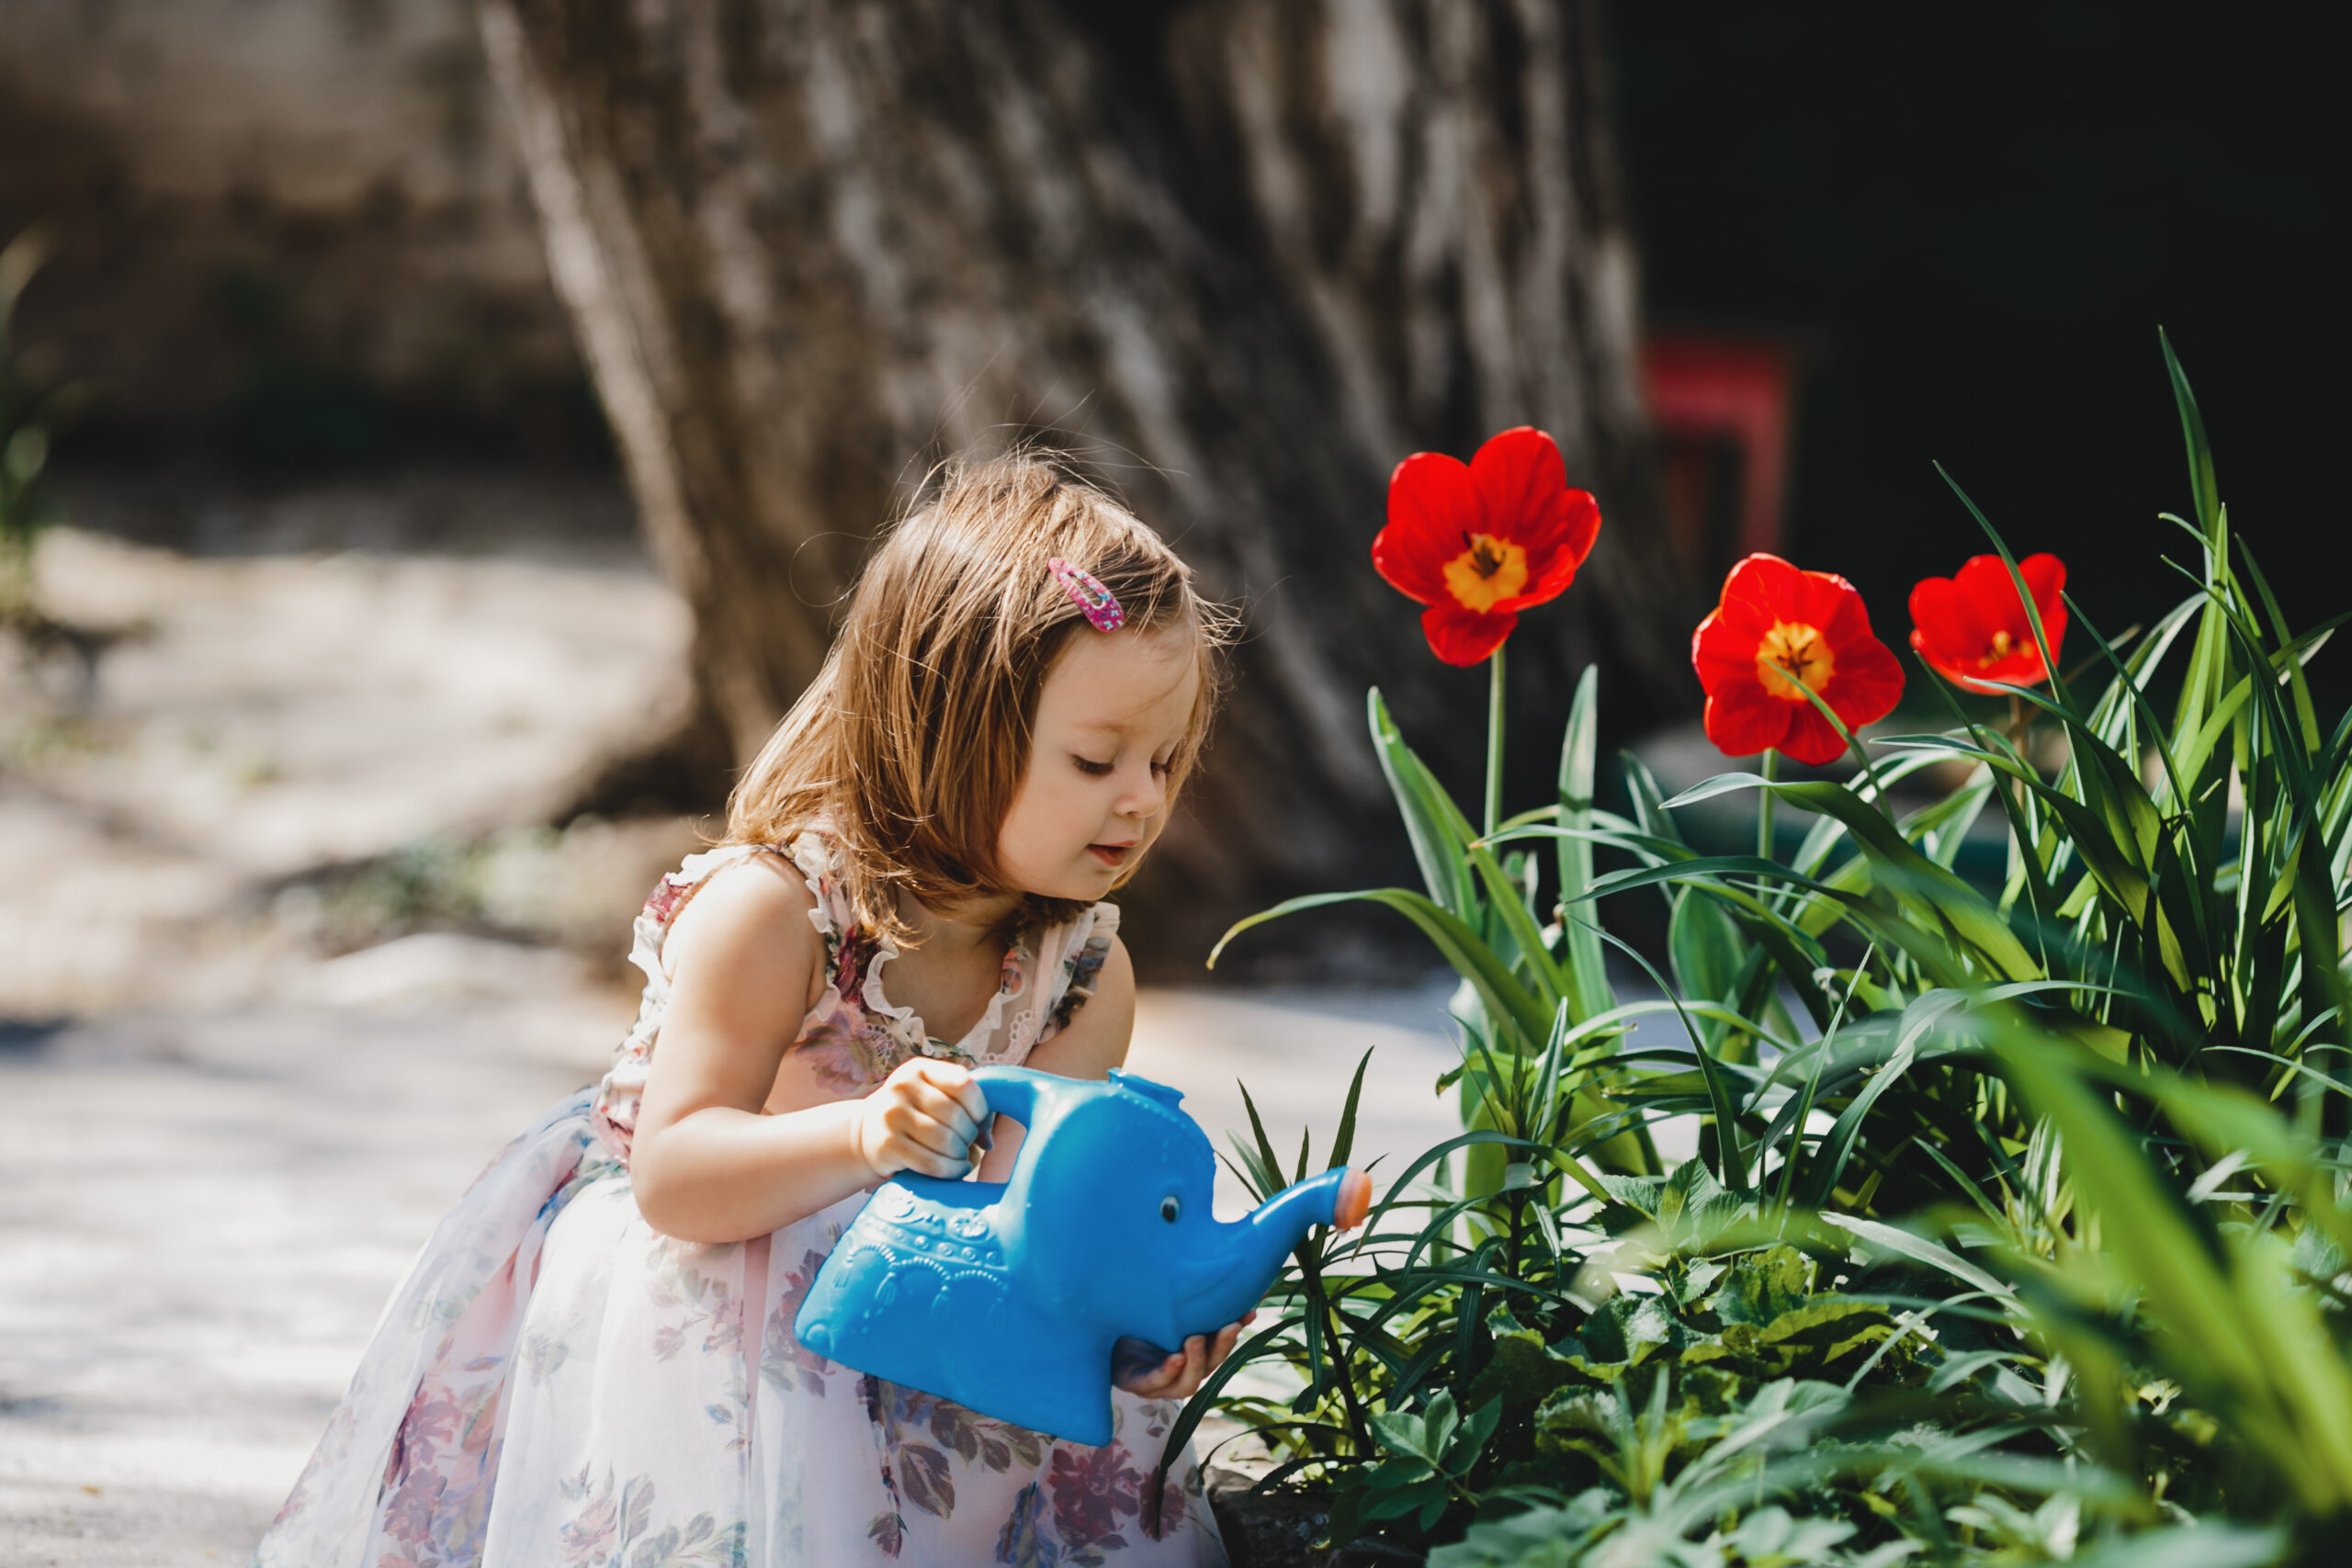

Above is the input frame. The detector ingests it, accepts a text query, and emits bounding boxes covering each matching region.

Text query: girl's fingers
[935,1063,992,1132]
[891,1111,972,1175]
[1119,1327,1250,1397]
[1162,1336,1211,1399]
[1142,1350,1188,1397]
[896,1138,967,1179]
[1117,1346,1186,1397]
[910,1059,990,1131]
[876,1068,980,1157]
[896,1082,979,1153]
[859,1066,983,1178]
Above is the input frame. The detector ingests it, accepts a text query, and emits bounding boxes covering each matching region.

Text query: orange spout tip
[1334,1168,1373,1232]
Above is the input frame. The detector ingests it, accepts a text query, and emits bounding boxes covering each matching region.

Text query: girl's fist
[1114,1312,1256,1400]
[852,1057,989,1180]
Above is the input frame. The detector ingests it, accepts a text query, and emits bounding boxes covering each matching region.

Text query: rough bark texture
[479,0,1690,966]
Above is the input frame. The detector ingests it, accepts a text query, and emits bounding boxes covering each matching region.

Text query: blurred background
[0,2,2345,1561]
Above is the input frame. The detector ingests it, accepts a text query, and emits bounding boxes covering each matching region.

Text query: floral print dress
[255,831,1225,1568]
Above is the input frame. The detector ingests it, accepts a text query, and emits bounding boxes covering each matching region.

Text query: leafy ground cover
[1168,340,2349,1567]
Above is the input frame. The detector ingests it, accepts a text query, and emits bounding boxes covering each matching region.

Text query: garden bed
[1167,355,2348,1568]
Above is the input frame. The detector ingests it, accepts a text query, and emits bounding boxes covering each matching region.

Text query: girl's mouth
[1088,842,1134,867]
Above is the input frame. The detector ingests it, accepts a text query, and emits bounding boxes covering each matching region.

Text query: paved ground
[0,511,1469,1565]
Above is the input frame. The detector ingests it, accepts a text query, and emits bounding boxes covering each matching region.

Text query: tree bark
[480,0,1690,964]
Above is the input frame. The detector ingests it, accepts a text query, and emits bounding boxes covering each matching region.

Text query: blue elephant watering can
[795,1065,1371,1446]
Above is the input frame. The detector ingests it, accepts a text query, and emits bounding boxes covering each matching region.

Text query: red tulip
[1373,427,1602,666]
[1691,553,1905,766]
[1908,553,2068,694]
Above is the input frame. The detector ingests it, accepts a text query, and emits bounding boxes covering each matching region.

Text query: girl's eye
[1074,756,1115,777]
[1150,758,1173,777]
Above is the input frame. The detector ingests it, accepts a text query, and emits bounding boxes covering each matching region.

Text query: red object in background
[1691,553,1905,767]
[1909,553,2070,694]
[1373,426,1602,666]
[1644,333,1798,571]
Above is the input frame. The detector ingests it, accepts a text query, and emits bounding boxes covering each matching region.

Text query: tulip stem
[1484,648,1506,837]
[1758,750,1778,862]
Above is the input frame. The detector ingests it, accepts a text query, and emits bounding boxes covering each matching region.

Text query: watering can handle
[970,1065,1055,1142]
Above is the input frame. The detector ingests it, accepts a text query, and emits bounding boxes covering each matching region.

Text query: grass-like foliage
[1172,338,2351,1566]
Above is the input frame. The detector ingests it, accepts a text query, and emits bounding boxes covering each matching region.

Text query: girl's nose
[1116,761,1166,818]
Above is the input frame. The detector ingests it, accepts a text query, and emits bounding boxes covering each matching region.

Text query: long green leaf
[1368,687,1478,919]
[1555,665,1611,1021]
[1675,773,2041,982]
[1328,1046,1374,1172]
[1465,840,1570,1014]
[1212,887,1550,1048]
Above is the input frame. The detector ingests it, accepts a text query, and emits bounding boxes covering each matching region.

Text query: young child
[257,453,1241,1567]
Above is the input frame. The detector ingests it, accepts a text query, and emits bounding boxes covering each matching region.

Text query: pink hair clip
[1047,557,1125,632]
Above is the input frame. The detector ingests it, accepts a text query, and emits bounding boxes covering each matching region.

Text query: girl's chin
[1004,846,1135,903]
[1058,851,1129,896]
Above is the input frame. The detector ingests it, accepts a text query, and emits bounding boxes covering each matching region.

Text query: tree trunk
[479,0,1690,965]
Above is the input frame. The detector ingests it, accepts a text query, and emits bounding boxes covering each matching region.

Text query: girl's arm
[995,935,1251,1399]
[630,859,989,1245]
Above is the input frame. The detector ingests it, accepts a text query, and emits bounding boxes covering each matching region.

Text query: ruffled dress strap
[1031,899,1121,1048]
[770,835,1125,1078]
[899,897,1117,1065]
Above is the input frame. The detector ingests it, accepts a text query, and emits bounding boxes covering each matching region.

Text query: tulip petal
[1913,631,2047,694]
[1804,569,1871,644]
[1374,453,1480,604]
[1692,605,1769,692]
[1508,489,1601,608]
[1981,649,2052,686]
[1421,603,1517,666]
[1953,556,2036,637]
[1470,427,1566,538]
[1828,631,1905,727]
[1907,574,1985,663]
[1775,705,1850,768]
[1703,679,1792,758]
[1911,627,1971,690]
[2017,552,2069,661]
[1721,553,1804,618]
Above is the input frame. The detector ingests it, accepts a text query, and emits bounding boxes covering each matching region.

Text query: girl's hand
[852,1058,990,1179]
[1114,1311,1257,1400]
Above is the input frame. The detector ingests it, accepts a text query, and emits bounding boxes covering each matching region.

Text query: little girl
[257,454,1240,1567]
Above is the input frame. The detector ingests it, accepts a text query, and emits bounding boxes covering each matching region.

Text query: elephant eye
[1159,1195,1181,1223]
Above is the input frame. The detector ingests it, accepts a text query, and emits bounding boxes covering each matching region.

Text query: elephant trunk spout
[1174,1167,1373,1331]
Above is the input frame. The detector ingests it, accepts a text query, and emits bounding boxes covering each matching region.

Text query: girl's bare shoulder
[660,850,826,1007]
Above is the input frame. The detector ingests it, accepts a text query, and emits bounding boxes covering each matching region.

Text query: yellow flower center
[1756,621,1835,702]
[1980,629,2016,667]
[1441,533,1530,613]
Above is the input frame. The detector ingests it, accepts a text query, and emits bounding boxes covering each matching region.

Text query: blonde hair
[727,449,1228,944]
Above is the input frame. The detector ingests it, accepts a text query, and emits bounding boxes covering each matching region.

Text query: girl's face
[997,624,1201,904]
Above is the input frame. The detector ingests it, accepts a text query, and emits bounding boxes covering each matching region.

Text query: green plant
[1973,1020,2352,1538]
[1184,337,2352,1565]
